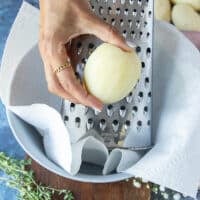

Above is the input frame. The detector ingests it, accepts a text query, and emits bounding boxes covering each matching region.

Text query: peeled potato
[155,0,171,22]
[84,43,141,104]
[172,4,200,31]
[171,0,200,11]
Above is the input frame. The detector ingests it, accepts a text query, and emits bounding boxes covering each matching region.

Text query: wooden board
[29,157,151,200]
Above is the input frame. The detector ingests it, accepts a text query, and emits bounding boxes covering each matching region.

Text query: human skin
[39,0,132,110]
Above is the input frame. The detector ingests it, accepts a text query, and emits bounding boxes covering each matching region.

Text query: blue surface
[0,1,38,199]
[0,1,199,200]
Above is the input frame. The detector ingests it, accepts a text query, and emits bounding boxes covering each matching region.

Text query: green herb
[0,152,74,200]
[128,177,184,200]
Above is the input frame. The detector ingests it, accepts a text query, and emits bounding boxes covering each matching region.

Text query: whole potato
[172,4,200,31]
[155,0,171,22]
[171,0,200,11]
[84,43,141,104]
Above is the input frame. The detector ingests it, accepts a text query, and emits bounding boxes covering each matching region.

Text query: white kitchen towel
[1,2,200,198]
[8,104,109,175]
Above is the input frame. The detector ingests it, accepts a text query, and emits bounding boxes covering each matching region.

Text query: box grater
[61,0,154,152]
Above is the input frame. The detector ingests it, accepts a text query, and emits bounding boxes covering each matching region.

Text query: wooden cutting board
[29,157,151,200]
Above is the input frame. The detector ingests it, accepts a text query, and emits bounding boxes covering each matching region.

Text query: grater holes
[129,0,134,5]
[146,47,151,57]
[136,46,141,53]
[112,120,119,132]
[139,31,143,39]
[111,18,115,26]
[140,9,145,17]
[138,91,144,102]
[147,120,151,126]
[123,30,127,37]
[145,77,150,83]
[125,120,131,130]
[125,120,131,127]
[120,19,124,26]
[103,17,107,21]
[147,32,150,38]
[144,106,148,113]
[128,19,132,27]
[99,118,106,131]
[75,117,81,128]
[75,117,81,123]
[148,11,152,17]
[87,118,94,129]
[133,9,137,16]
[136,20,140,28]
[91,5,95,11]
[100,118,106,124]
[107,104,113,117]
[138,91,144,98]
[120,105,126,110]
[131,30,135,38]
[116,8,121,15]
[64,115,69,121]
[137,0,142,5]
[137,121,142,126]
[70,103,76,112]
[88,118,93,124]
[124,8,129,15]
[81,58,86,65]
[119,105,126,118]
[108,7,112,14]
[145,77,150,88]
[126,91,133,103]
[113,119,118,125]
[148,91,152,98]
[88,43,95,49]
[141,62,145,68]
[144,21,148,27]
[108,104,113,110]
[99,6,104,15]
[132,106,138,112]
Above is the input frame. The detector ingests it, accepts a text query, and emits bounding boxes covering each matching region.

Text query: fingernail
[93,108,101,114]
[95,107,102,112]
[93,105,103,112]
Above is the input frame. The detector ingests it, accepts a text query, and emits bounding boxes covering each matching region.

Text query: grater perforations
[61,0,153,150]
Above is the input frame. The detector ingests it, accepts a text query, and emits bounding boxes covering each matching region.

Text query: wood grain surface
[28,157,151,200]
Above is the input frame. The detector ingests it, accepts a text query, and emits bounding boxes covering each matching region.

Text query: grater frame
[61,0,154,151]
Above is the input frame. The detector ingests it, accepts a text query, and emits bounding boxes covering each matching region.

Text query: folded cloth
[0,2,200,198]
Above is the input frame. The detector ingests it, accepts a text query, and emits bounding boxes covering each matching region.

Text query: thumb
[87,14,133,52]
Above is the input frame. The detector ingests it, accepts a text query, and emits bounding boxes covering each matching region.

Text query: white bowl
[6,21,200,183]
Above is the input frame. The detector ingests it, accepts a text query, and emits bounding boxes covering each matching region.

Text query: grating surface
[61,0,153,150]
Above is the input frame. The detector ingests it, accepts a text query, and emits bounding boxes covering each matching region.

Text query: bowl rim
[6,109,133,183]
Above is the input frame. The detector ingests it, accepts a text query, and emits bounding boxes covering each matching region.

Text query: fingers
[86,14,133,52]
[40,40,103,110]
[43,62,79,104]
[56,67,103,110]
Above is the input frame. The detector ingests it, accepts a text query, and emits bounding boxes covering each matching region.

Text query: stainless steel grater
[61,0,154,151]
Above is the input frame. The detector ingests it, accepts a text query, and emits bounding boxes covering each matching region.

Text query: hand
[39,0,132,110]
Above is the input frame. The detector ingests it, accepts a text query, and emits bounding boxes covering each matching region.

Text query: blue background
[0,1,38,199]
[0,1,199,199]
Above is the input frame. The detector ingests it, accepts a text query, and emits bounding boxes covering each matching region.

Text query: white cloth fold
[0,2,200,198]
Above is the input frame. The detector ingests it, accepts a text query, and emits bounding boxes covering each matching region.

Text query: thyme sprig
[0,152,74,200]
